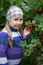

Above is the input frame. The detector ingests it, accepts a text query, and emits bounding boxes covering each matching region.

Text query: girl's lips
[14,25,22,28]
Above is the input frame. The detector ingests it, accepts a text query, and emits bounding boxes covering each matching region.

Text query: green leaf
[20,40,27,47]
[9,0,16,5]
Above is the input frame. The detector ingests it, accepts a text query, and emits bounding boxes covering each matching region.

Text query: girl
[0,6,30,65]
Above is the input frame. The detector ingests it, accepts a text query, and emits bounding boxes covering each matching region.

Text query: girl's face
[9,17,23,30]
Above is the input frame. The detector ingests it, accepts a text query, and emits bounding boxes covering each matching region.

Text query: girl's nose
[17,21,21,25]
[18,20,23,24]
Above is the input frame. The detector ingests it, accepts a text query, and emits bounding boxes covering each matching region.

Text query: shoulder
[0,28,9,45]
[0,28,8,39]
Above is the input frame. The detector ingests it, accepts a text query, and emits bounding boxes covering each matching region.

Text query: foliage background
[0,0,43,65]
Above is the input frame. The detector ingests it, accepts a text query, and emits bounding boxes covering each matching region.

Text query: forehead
[13,16,23,19]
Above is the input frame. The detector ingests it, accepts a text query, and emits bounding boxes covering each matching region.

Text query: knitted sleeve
[0,32,8,65]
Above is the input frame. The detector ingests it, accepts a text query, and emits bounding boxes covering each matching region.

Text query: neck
[8,24,14,28]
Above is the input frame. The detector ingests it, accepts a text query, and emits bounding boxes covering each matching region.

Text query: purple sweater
[0,26,27,65]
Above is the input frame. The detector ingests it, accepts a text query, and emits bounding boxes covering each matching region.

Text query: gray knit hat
[6,6,23,24]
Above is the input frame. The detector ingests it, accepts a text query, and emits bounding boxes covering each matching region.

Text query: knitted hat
[6,6,23,24]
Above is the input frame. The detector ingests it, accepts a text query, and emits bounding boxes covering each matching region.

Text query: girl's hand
[23,25,31,37]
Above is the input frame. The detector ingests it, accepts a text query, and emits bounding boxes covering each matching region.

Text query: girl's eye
[14,19,18,21]
[20,19,23,21]
[14,18,23,21]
